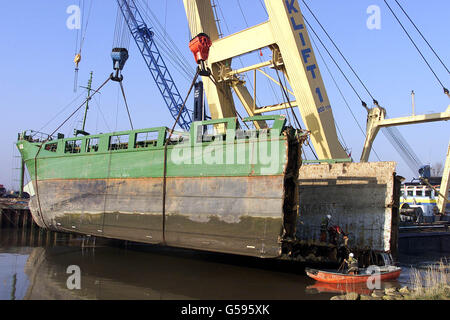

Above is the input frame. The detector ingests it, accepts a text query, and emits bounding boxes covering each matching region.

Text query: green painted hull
[17,116,305,258]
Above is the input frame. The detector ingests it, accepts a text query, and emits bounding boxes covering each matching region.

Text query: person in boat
[344,253,358,275]
[320,215,331,242]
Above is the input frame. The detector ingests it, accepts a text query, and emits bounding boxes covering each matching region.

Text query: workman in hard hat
[344,253,359,275]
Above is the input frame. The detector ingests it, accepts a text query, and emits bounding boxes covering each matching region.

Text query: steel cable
[383,0,448,93]
[33,75,112,229]
[301,0,379,105]
[303,17,367,109]
[394,0,450,75]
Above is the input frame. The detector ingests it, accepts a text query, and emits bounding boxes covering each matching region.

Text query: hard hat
[349,253,354,257]
[326,215,331,219]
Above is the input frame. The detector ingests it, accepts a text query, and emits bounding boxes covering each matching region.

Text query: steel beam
[437,142,450,214]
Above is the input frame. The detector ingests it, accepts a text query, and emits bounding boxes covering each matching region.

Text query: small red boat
[305,266,402,284]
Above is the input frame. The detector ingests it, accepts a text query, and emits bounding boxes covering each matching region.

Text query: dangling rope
[383,0,448,95]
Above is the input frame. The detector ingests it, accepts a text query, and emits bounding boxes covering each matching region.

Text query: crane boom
[117,0,192,130]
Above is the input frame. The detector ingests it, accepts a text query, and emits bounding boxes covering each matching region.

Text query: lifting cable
[35,92,85,136]
[301,0,379,107]
[113,6,131,50]
[138,0,195,81]
[393,0,449,75]
[303,17,369,110]
[383,0,449,94]
[73,0,93,92]
[310,35,382,161]
[34,75,112,229]
[382,126,423,175]
[119,81,134,130]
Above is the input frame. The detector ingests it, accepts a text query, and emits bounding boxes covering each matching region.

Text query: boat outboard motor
[111,48,129,82]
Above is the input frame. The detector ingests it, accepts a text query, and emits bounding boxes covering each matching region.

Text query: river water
[0,229,446,300]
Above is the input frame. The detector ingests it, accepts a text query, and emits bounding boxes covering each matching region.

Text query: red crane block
[189,33,212,64]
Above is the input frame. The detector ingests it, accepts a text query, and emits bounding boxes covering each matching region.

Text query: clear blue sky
[1,0,449,189]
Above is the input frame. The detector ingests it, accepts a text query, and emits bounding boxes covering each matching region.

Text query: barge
[17,114,401,264]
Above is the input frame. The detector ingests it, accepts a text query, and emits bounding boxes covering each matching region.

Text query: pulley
[111,47,129,82]
[189,33,212,76]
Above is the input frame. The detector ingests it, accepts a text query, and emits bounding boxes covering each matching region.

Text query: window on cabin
[135,131,159,148]
[407,190,413,196]
[44,142,58,152]
[109,135,129,151]
[65,140,82,154]
[197,123,227,143]
[425,190,432,197]
[167,132,189,146]
[86,138,99,153]
[416,190,423,196]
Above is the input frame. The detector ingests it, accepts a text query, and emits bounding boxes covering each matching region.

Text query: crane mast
[116,0,192,130]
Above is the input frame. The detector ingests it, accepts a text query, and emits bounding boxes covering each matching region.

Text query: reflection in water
[0,229,334,300]
[0,251,30,300]
[0,229,431,300]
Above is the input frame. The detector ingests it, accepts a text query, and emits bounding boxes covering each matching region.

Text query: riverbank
[330,260,450,300]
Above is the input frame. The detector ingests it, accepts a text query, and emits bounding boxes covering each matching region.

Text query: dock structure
[0,198,82,247]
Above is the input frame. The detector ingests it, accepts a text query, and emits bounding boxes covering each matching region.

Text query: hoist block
[111,48,129,71]
[189,33,212,64]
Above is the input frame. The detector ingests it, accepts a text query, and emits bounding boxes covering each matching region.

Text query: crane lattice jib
[117,0,192,130]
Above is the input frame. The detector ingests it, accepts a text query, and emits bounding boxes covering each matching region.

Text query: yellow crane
[183,0,449,214]
[183,0,349,160]
[360,102,450,214]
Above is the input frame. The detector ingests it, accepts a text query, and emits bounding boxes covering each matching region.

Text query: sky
[0,0,449,189]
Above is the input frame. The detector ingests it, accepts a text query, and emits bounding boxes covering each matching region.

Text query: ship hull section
[29,175,285,258]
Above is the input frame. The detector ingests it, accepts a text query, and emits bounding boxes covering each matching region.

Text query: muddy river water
[0,229,446,300]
